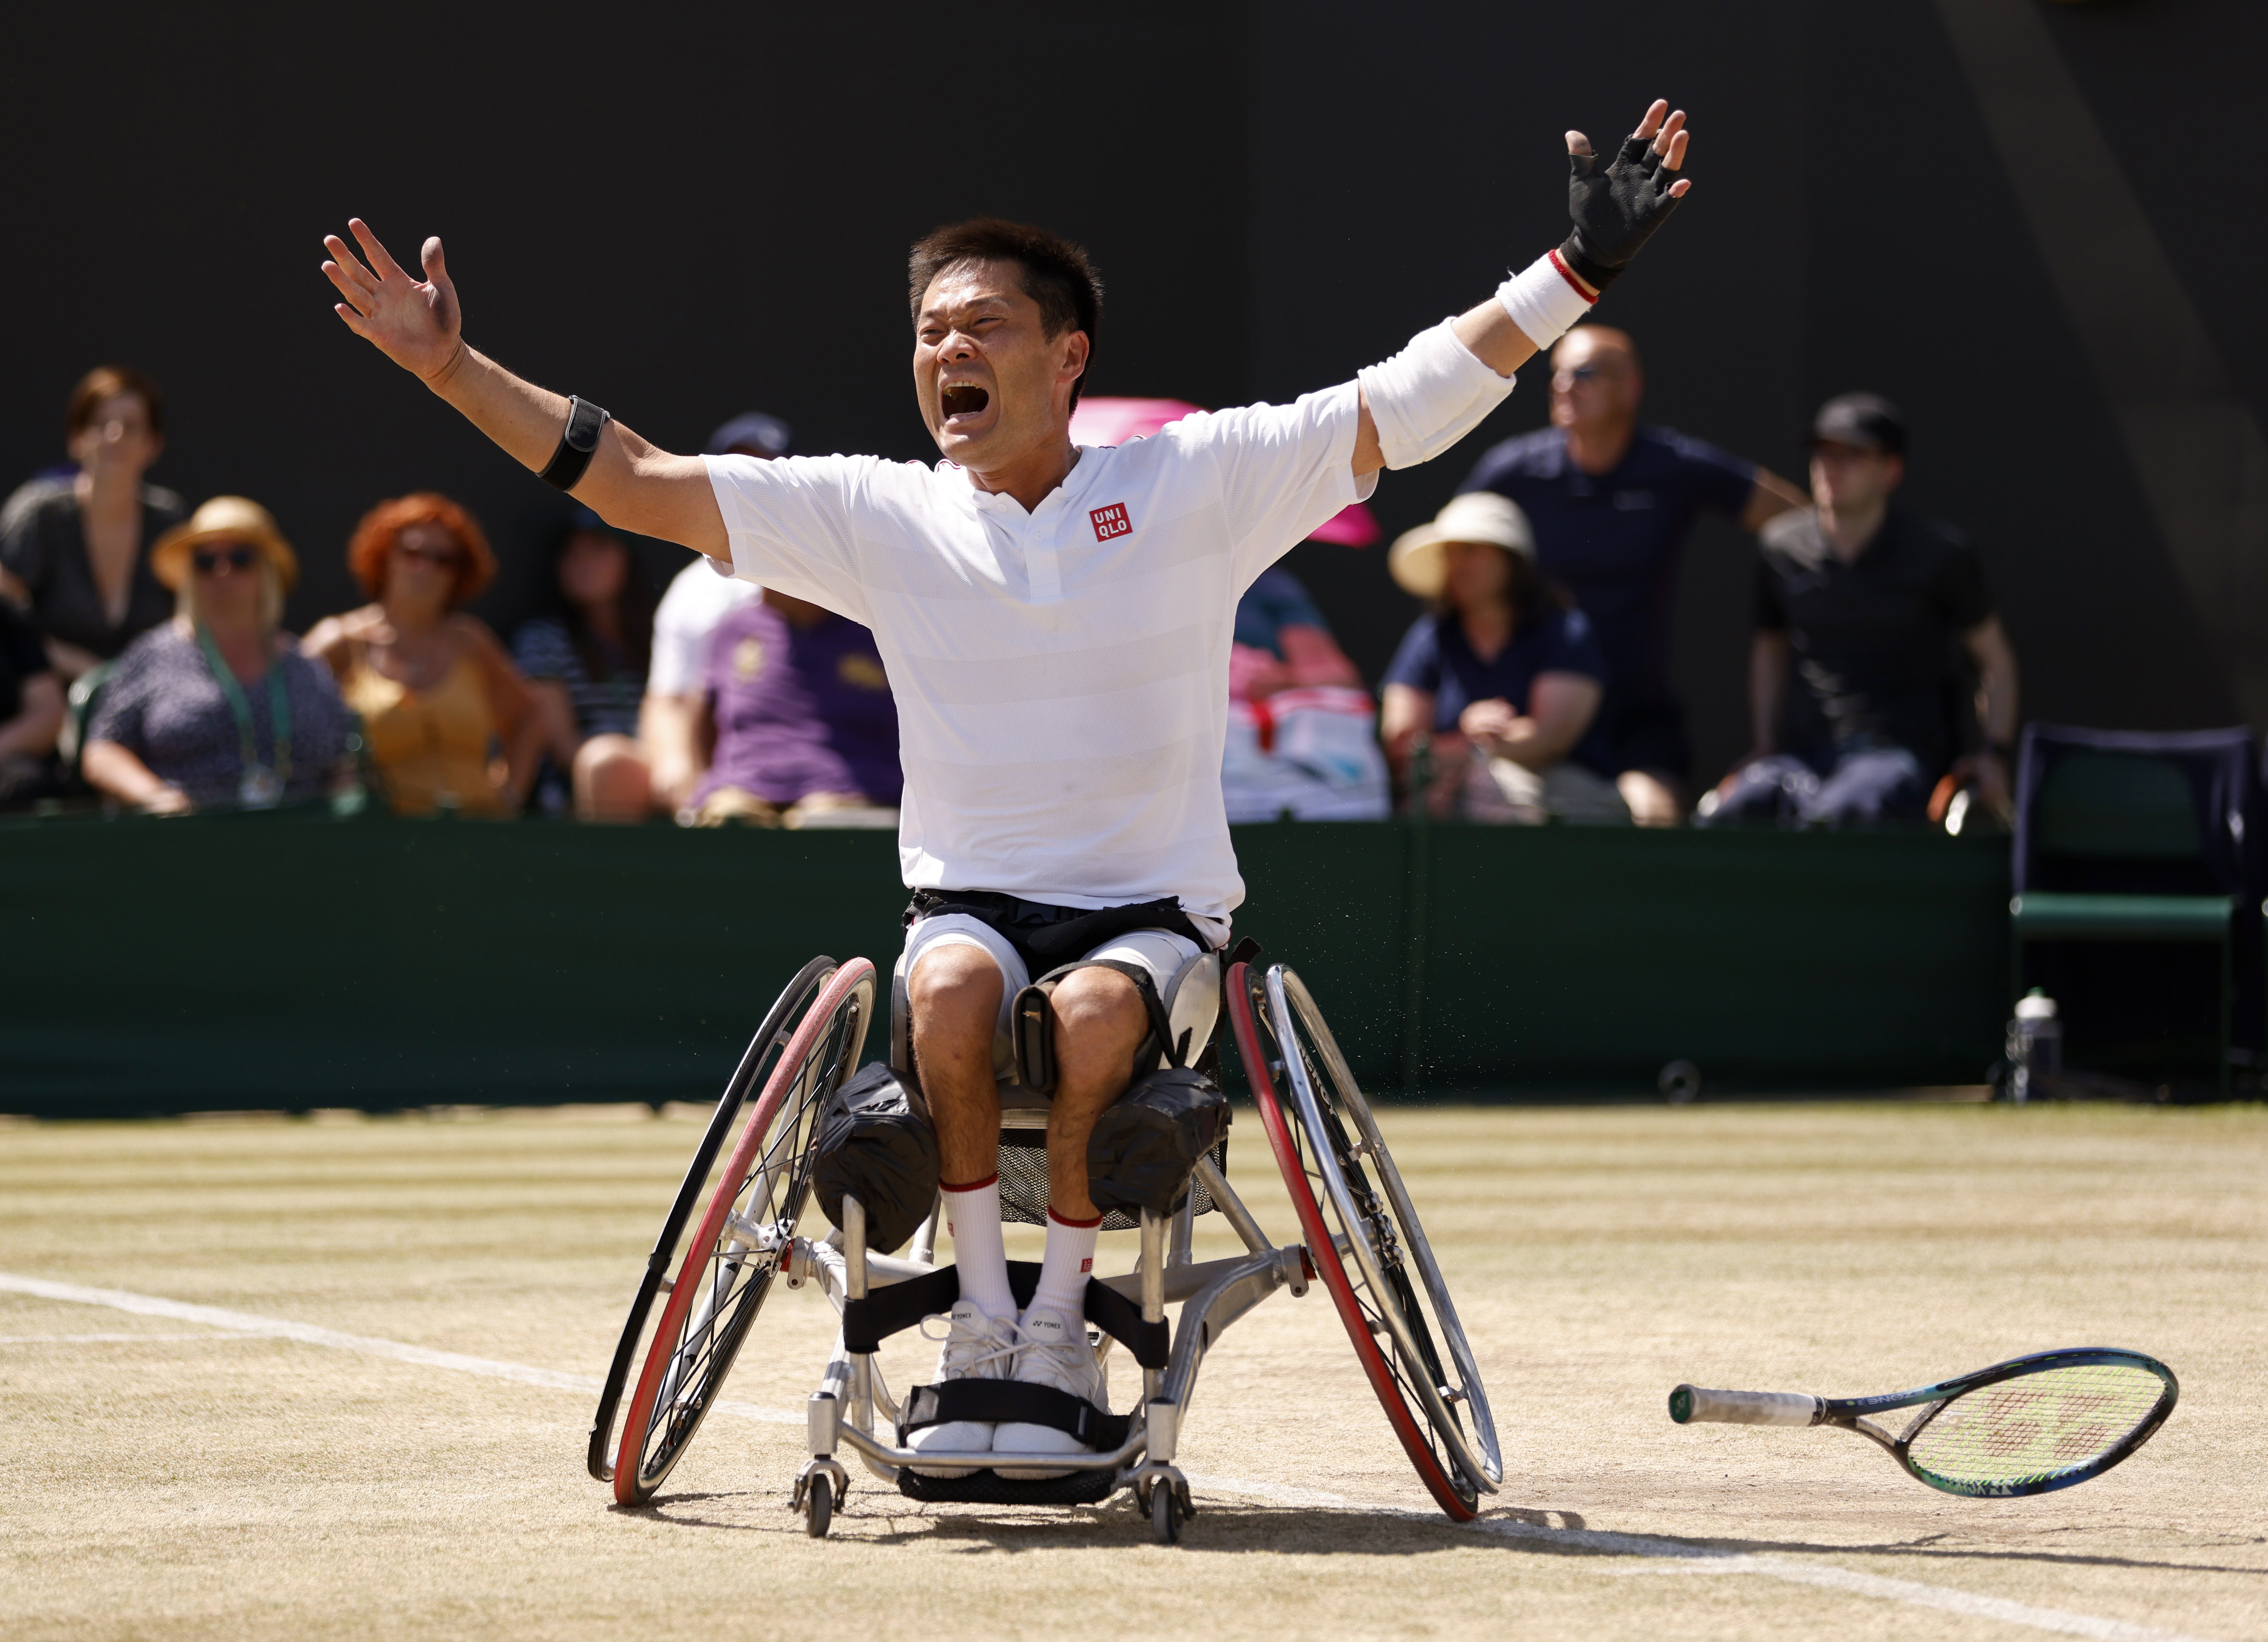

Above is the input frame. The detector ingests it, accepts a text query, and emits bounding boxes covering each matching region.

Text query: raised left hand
[1559,99,1693,292]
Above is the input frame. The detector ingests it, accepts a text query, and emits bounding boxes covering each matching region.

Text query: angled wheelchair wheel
[587,956,838,1483]
[611,956,877,1506]
[1227,961,1502,1519]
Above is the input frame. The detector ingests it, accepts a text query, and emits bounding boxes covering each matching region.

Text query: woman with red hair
[304,493,540,817]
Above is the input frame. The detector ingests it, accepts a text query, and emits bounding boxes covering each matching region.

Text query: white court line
[0,1271,800,1426]
[0,1271,2221,1642]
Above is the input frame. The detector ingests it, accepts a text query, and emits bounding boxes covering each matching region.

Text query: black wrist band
[538,396,610,492]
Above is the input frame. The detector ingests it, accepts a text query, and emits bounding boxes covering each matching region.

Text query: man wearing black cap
[1699,393,2020,828]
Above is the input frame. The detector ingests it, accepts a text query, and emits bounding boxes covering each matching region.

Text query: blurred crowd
[0,339,2018,834]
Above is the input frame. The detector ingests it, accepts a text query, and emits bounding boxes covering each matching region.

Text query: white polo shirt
[648,557,761,695]
[704,382,1368,924]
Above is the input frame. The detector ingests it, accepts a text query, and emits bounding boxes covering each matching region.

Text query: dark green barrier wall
[0,812,2010,1115]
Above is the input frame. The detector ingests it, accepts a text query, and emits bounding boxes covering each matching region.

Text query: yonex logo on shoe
[1090,503,1131,541]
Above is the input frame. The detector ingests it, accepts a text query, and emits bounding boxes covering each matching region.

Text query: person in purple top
[1456,325,1806,823]
[686,587,901,826]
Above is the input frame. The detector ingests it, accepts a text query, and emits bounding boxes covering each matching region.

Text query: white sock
[1029,1208,1102,1322]
[941,1176,1014,1320]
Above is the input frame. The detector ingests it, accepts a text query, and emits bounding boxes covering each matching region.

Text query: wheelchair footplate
[793,1190,1313,1537]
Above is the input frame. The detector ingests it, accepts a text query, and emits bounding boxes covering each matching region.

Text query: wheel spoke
[1241,962,1501,1512]
[619,965,874,1500]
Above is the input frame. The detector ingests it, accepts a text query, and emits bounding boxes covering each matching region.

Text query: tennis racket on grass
[1669,1347,2176,1498]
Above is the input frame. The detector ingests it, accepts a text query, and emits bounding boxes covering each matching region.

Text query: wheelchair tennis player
[319,99,1693,1479]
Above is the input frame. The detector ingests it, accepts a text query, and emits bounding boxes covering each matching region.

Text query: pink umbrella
[1068,396,1379,548]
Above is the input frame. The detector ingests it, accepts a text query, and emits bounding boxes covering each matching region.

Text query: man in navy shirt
[1457,325,1805,823]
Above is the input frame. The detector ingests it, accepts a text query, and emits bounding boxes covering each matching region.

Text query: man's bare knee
[574,735,652,821]
[1619,769,1684,828]
[909,949,1003,1086]
[909,946,1004,1180]
[910,945,1002,1018]
[1049,968,1147,1093]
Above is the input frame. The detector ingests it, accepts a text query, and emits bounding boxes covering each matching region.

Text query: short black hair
[908,218,1103,410]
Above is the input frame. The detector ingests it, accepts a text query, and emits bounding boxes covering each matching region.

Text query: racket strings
[1906,1364,2164,1484]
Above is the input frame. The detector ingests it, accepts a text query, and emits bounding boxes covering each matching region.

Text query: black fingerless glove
[1559,134,1684,292]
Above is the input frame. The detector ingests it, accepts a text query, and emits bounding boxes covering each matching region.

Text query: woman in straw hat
[304,493,540,818]
[81,497,351,813]
[1379,491,1628,824]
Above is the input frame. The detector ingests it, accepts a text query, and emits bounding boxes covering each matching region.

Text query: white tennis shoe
[997,1307,1110,1479]
[907,1300,1017,1478]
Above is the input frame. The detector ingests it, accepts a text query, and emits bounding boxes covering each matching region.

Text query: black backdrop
[5,0,2259,786]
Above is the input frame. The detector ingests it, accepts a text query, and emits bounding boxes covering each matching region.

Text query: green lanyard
[194,624,292,789]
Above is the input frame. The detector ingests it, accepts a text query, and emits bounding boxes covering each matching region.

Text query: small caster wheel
[804,1473,833,1538]
[1150,1485,1183,1545]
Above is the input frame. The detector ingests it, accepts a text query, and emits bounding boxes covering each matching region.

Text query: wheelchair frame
[589,950,1501,1545]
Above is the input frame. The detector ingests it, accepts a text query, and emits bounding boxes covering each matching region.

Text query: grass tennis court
[3,1100,2262,1640]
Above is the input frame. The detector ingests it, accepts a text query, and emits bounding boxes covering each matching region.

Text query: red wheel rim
[613,957,875,1504]
[1226,962,1478,1521]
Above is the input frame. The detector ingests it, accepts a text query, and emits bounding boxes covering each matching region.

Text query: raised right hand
[322,219,464,385]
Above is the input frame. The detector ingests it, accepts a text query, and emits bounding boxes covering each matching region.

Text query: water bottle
[2006,989,2062,1104]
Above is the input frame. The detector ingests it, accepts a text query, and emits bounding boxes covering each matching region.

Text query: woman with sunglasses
[304,492,541,817]
[82,497,351,813]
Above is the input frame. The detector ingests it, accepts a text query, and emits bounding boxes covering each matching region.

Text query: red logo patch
[1080,1256,1093,1273]
[1090,502,1132,541]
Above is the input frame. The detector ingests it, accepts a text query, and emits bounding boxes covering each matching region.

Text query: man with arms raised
[319,100,1695,1475]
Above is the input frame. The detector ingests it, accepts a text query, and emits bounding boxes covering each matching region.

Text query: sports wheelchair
[586,946,1501,1544]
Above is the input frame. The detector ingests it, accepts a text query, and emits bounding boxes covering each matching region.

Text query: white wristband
[1496,250,1597,350]
[1356,319,1519,471]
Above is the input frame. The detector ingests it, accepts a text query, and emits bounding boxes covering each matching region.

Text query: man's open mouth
[940,383,990,420]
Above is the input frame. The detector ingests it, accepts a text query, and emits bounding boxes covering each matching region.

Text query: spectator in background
[0,597,64,810]
[0,366,187,681]
[1456,326,1806,824]
[1381,492,1626,824]
[82,498,349,813]
[1699,395,2019,829]
[514,507,654,818]
[304,494,541,818]
[1223,556,1391,823]
[687,589,899,827]
[638,412,788,814]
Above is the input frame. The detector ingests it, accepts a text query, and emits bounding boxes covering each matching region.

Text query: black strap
[841,1260,1170,1369]
[1032,957,1183,1071]
[898,1379,1132,1449]
[538,396,610,491]
[843,1264,959,1353]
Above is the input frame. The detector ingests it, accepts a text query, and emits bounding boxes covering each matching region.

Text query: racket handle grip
[1669,1385,1822,1426]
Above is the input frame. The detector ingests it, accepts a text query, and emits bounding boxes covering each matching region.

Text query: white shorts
[902,914,1204,1037]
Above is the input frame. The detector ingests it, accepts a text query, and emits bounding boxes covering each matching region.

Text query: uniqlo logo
[1090,502,1132,541]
